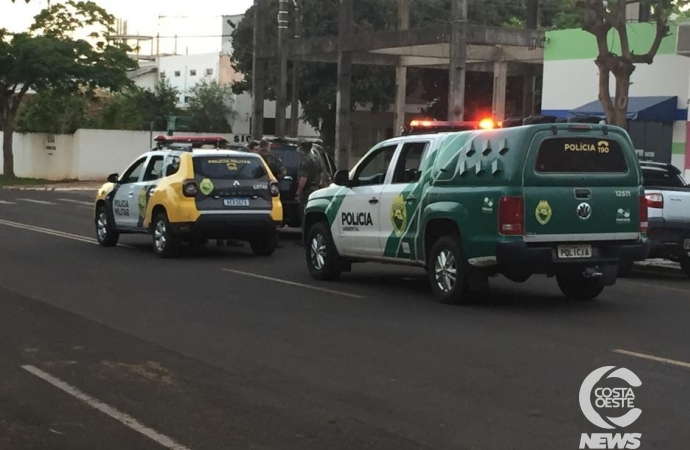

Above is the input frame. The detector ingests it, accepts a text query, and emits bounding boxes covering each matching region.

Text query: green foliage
[96,79,180,131]
[186,79,236,133]
[16,89,91,134]
[0,0,136,177]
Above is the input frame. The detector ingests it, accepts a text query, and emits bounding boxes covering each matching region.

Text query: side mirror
[333,169,350,186]
[107,173,119,183]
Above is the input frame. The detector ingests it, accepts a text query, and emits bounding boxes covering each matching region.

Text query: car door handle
[574,188,591,200]
[369,197,379,204]
[405,195,416,203]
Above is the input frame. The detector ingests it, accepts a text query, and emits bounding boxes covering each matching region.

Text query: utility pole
[275,0,290,137]
[251,0,266,140]
[335,0,353,169]
[448,0,467,121]
[394,0,409,135]
[290,0,302,137]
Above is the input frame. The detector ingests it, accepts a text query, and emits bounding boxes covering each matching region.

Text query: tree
[96,79,180,131]
[0,1,135,178]
[186,79,236,133]
[583,0,689,126]
[16,89,91,134]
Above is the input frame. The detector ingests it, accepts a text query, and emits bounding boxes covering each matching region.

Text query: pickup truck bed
[639,161,690,277]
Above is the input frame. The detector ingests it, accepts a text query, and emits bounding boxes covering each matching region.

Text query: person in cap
[294,141,323,246]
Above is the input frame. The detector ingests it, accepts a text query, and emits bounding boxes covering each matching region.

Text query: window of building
[174,71,181,77]
[160,71,166,79]
[206,68,213,76]
[190,69,197,76]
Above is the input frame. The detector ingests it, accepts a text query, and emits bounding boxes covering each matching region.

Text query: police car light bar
[406,118,497,134]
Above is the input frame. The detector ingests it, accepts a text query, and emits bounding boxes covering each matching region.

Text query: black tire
[305,221,342,281]
[427,235,473,305]
[95,205,119,247]
[681,257,690,279]
[250,232,278,256]
[152,212,179,258]
[556,271,605,301]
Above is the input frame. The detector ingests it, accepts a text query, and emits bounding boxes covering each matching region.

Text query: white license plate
[557,244,592,259]
[223,198,249,207]
[684,239,690,250]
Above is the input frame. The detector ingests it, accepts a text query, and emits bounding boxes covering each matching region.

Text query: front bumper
[496,239,650,273]
[170,213,281,240]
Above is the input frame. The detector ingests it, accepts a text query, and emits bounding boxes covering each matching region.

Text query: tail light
[269,181,280,197]
[639,195,648,233]
[498,196,524,235]
[645,193,663,209]
[182,179,199,197]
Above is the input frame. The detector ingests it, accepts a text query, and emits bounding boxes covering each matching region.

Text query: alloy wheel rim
[97,212,108,241]
[154,220,167,252]
[310,234,327,270]
[434,249,457,293]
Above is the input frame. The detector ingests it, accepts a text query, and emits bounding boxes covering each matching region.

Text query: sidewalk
[634,258,683,276]
[1,181,103,192]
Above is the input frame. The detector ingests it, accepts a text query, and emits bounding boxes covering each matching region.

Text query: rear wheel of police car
[152,212,180,258]
[305,221,342,281]
[95,205,119,247]
[556,270,604,301]
[427,236,473,305]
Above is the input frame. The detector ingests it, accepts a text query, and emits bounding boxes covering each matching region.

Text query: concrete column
[492,48,508,123]
[251,0,266,139]
[290,0,302,137]
[394,0,409,135]
[522,73,536,117]
[448,0,468,121]
[275,0,290,137]
[335,0,353,169]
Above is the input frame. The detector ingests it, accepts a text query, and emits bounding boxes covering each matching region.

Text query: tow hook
[583,267,603,278]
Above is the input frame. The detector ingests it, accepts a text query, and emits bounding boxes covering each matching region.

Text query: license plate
[557,244,592,259]
[223,198,249,207]
[684,239,690,250]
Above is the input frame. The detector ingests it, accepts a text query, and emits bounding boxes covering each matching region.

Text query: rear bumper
[647,217,690,259]
[496,239,650,273]
[171,213,281,240]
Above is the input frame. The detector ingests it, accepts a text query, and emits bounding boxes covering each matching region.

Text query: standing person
[244,140,259,153]
[294,141,323,246]
[258,139,286,179]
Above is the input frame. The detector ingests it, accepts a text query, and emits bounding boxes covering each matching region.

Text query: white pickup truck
[638,161,690,277]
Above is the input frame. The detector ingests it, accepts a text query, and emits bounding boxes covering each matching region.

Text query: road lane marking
[613,349,690,370]
[222,268,366,299]
[59,198,94,206]
[0,200,16,204]
[0,218,135,249]
[18,198,57,205]
[21,365,192,450]
[618,279,689,294]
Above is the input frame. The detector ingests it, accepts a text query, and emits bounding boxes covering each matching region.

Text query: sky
[0,0,254,54]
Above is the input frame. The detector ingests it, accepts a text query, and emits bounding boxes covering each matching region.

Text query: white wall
[158,53,221,105]
[0,133,74,179]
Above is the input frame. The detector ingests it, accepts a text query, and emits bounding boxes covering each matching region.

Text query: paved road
[0,189,689,450]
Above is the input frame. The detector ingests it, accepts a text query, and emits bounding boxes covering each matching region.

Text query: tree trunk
[612,72,631,128]
[595,55,616,125]
[2,120,15,179]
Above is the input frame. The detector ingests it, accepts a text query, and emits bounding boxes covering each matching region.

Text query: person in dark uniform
[258,139,286,179]
[294,141,323,246]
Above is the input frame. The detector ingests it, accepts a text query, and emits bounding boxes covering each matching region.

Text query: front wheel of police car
[95,205,119,247]
[305,221,343,281]
[152,212,180,258]
[555,270,605,301]
[249,231,279,256]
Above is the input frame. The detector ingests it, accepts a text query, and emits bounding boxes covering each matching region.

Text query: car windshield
[535,137,628,173]
[193,156,268,180]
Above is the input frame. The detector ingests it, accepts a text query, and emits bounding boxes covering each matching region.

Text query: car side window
[120,157,147,184]
[354,145,398,187]
[143,155,165,182]
[163,156,181,177]
[391,142,429,184]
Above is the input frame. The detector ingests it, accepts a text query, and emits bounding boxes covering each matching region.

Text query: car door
[378,141,430,260]
[111,156,148,228]
[135,154,166,227]
[337,143,399,257]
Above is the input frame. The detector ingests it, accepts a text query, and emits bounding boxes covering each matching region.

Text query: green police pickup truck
[302,122,650,304]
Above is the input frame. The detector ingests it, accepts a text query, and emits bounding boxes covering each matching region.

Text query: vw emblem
[577,202,592,220]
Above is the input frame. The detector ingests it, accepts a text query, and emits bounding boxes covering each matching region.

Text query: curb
[632,261,684,277]
[2,186,99,192]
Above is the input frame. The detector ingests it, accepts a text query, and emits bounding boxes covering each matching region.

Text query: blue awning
[569,96,678,122]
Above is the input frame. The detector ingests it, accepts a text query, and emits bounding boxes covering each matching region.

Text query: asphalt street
[0,189,689,450]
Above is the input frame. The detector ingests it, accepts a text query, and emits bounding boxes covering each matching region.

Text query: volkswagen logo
[577,202,592,220]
